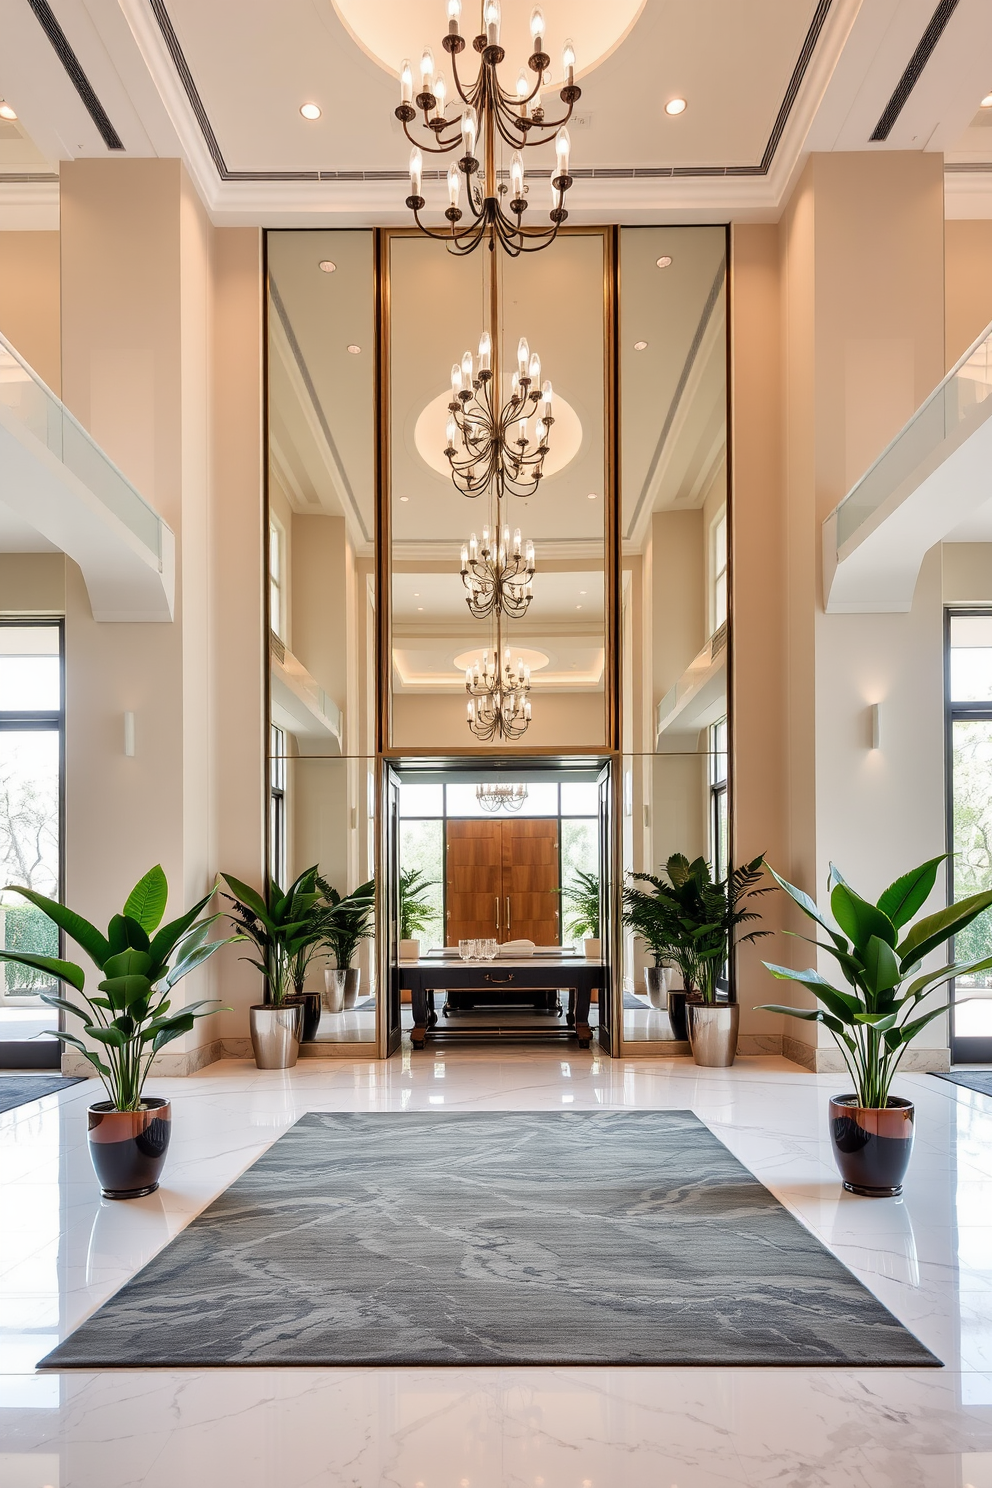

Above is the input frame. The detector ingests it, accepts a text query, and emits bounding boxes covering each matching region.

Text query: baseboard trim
[781,1037,950,1074]
[62,1040,226,1079]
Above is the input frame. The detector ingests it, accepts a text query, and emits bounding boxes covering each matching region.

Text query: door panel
[501,819,560,945]
[446,819,501,943]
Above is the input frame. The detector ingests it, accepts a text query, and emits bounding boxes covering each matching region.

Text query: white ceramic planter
[399,939,420,962]
[583,938,601,960]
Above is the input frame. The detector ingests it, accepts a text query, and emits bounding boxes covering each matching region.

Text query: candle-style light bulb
[556,125,571,177]
[517,337,530,376]
[510,151,524,198]
[482,524,490,550]
[400,59,413,104]
[446,414,458,447]
[541,378,553,411]
[528,351,541,385]
[420,47,435,87]
[536,418,547,444]
[469,532,478,558]
[562,38,575,86]
[461,107,477,161]
[478,330,491,371]
[451,362,462,398]
[447,0,462,27]
[511,371,521,401]
[447,162,460,207]
[460,545,469,572]
[461,350,474,389]
[433,72,447,118]
[516,70,529,116]
[485,0,500,44]
[530,6,545,44]
[513,527,522,554]
[518,416,528,444]
[525,538,535,564]
[409,146,423,196]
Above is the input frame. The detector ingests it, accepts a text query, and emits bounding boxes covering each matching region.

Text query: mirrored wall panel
[619,227,729,1048]
[388,230,609,752]
[266,232,376,1046]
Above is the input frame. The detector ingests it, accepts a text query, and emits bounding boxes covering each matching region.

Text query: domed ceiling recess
[330,0,646,81]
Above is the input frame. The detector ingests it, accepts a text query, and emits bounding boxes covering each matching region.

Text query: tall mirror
[619,227,729,1047]
[265,231,377,1048]
[387,230,610,753]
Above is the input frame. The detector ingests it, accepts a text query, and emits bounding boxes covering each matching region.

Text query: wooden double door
[446,818,560,946]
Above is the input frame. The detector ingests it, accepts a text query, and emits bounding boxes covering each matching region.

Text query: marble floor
[3,1049,992,1486]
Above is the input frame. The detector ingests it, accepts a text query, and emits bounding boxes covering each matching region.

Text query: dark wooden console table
[401,958,602,1049]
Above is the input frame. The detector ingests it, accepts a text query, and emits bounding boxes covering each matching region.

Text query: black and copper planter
[289,991,322,1042]
[829,1095,915,1197]
[87,1099,172,1200]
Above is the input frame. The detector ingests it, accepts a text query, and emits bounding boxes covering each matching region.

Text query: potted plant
[0,866,236,1198]
[318,876,375,1011]
[759,856,992,1196]
[622,877,681,1009]
[563,869,601,958]
[399,867,438,962]
[221,867,322,1067]
[628,854,770,1062]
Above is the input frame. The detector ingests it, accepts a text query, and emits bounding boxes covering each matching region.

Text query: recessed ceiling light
[0,102,17,121]
[417,606,424,611]
[665,97,687,116]
[318,259,336,273]
[579,589,587,594]
[347,344,361,354]
[982,93,992,108]
[587,492,598,500]
[400,496,409,502]
[576,604,582,610]
[656,255,672,268]
[633,340,648,351]
[413,592,420,597]
[300,102,321,120]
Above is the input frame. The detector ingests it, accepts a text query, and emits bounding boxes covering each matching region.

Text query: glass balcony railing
[0,332,165,566]
[834,320,992,550]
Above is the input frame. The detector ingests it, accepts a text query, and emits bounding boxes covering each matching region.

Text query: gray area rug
[933,1069,992,1097]
[41,1110,939,1369]
[0,1075,82,1115]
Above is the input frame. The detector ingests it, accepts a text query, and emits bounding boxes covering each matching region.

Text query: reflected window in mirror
[269,519,286,643]
[269,726,287,886]
[710,510,727,636]
[709,719,728,882]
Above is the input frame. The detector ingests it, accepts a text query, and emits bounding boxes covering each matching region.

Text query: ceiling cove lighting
[395,0,582,257]
[475,782,528,812]
[664,97,687,116]
[300,102,322,119]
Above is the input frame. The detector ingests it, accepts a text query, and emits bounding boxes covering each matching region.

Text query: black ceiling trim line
[0,171,59,182]
[25,0,124,150]
[944,160,992,173]
[146,0,227,176]
[149,0,830,184]
[869,0,961,142]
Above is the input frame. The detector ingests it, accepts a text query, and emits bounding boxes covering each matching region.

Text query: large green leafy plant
[624,854,770,1002]
[0,866,236,1110]
[399,868,438,941]
[221,867,322,1004]
[563,869,601,940]
[759,856,992,1107]
[317,876,375,969]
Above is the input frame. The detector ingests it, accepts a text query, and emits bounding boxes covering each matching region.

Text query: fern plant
[625,853,772,1003]
[399,868,439,941]
[563,869,601,940]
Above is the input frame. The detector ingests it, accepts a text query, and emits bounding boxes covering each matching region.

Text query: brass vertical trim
[261,229,273,890]
[724,222,738,999]
[605,224,621,756]
[374,228,392,1057]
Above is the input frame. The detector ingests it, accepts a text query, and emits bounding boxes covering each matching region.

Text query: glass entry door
[0,622,62,1069]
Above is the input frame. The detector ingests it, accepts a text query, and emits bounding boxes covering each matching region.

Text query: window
[709,718,729,884]
[269,725,287,887]
[710,510,728,636]
[947,612,992,1058]
[269,520,286,641]
[0,622,62,1055]
[397,778,600,949]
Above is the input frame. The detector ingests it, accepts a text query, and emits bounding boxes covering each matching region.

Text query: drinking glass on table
[458,939,475,961]
[480,938,497,960]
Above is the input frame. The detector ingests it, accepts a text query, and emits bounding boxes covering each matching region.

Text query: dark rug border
[931,1071,992,1096]
[37,1109,943,1372]
[0,1075,83,1115]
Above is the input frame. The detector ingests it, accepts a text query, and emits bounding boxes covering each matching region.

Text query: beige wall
[945,220,992,369]
[56,161,264,1069]
[0,230,60,392]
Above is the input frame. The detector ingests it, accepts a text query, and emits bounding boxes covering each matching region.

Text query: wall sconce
[124,711,135,757]
[868,703,881,751]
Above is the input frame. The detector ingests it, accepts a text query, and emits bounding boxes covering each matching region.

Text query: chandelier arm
[400,119,466,154]
[448,48,482,108]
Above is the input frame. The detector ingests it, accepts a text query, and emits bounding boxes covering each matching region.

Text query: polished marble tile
[3,1051,992,1484]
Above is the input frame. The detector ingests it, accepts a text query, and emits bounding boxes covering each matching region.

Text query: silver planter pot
[249,1003,303,1070]
[344,968,361,1009]
[643,967,670,1009]
[686,1001,740,1067]
[323,968,347,1014]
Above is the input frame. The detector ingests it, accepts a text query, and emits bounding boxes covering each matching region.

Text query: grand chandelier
[396,1,580,256]
[465,630,532,741]
[461,520,535,618]
[475,783,528,812]
[447,332,554,499]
